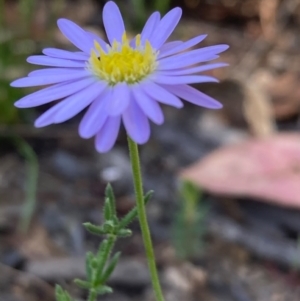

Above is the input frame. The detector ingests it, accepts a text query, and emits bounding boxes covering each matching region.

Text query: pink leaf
[180,134,300,208]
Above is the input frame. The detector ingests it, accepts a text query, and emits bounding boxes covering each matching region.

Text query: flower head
[11,1,229,153]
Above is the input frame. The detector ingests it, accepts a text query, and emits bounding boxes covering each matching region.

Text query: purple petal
[11,70,90,87]
[132,84,164,125]
[141,80,183,108]
[57,19,94,54]
[53,81,107,123]
[149,7,182,49]
[130,36,137,48]
[103,1,125,44]
[79,88,111,138]
[151,74,218,85]
[27,55,86,67]
[42,48,89,60]
[158,45,228,68]
[35,101,66,127]
[141,12,160,44]
[86,31,108,50]
[162,84,222,109]
[158,63,229,76]
[95,116,121,153]
[158,34,207,59]
[159,41,183,52]
[106,82,130,116]
[158,54,219,70]
[28,68,83,77]
[158,46,228,70]
[122,99,150,144]
[14,78,96,108]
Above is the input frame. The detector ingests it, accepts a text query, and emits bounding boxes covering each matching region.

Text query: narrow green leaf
[96,239,108,260]
[55,285,64,300]
[91,258,98,269]
[85,252,94,282]
[74,279,92,289]
[94,236,116,285]
[144,190,154,203]
[55,294,63,301]
[117,229,132,238]
[105,183,116,217]
[54,285,72,301]
[96,285,113,295]
[118,190,153,229]
[118,208,136,229]
[93,239,109,284]
[101,252,121,283]
[112,215,119,225]
[102,220,114,233]
[83,222,107,236]
[104,197,112,221]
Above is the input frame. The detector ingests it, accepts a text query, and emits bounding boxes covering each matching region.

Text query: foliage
[117,0,172,30]
[172,180,209,260]
[0,0,36,125]
[56,184,153,301]
[15,137,39,233]
[0,0,41,233]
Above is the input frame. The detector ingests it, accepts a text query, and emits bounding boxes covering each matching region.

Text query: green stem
[87,290,97,301]
[127,137,165,301]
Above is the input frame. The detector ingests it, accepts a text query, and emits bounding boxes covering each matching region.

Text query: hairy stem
[94,235,116,284]
[88,235,116,301]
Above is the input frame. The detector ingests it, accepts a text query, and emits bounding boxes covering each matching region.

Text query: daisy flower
[11,1,228,153]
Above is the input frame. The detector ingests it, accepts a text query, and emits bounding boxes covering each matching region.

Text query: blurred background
[1,0,300,300]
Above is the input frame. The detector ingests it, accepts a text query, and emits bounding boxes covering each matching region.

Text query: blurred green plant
[153,0,171,15]
[0,0,3,27]
[172,180,209,260]
[0,1,39,233]
[55,285,73,301]
[0,38,31,124]
[14,137,38,233]
[117,0,171,30]
[19,0,36,30]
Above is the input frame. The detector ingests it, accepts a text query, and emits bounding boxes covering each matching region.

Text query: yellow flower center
[88,32,158,85]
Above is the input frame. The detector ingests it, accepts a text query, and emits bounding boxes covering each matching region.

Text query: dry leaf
[180,133,300,208]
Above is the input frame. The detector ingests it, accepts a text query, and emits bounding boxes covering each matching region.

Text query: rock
[97,148,133,196]
[198,112,248,145]
[48,150,94,180]
[1,249,26,270]
[26,257,150,288]
[110,258,150,288]
[0,263,55,301]
[145,263,206,301]
[207,213,300,268]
